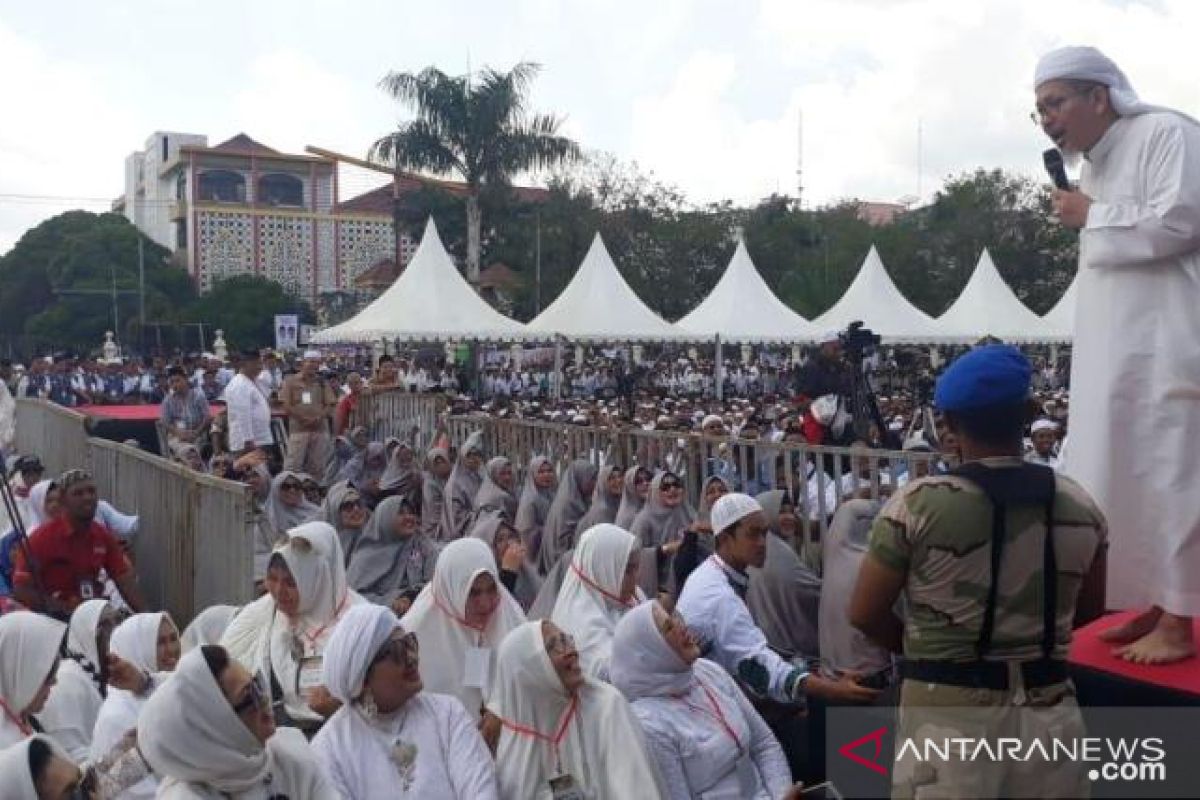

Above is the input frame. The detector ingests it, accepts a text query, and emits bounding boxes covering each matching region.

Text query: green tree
[185,275,314,352]
[369,61,581,284]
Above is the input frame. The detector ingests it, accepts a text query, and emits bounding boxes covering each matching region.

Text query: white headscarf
[23,479,55,529]
[277,521,354,632]
[489,620,666,800]
[181,605,240,652]
[549,524,644,680]
[65,599,109,679]
[38,600,109,761]
[1034,45,1199,125]
[609,600,692,700]
[322,604,400,705]
[401,538,526,718]
[0,735,71,800]
[0,612,65,747]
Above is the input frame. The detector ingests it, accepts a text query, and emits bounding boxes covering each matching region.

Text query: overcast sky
[1,0,1197,254]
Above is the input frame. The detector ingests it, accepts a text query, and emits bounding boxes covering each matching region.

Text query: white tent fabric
[1040,276,1077,342]
[934,249,1054,343]
[526,234,683,342]
[813,246,942,342]
[676,240,819,344]
[310,219,528,343]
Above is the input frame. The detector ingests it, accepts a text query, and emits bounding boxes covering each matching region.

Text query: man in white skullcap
[1035,45,1199,663]
[281,350,337,482]
[1025,418,1061,469]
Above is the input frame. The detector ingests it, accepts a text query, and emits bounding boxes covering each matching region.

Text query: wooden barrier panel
[13,399,89,477]
[351,390,445,450]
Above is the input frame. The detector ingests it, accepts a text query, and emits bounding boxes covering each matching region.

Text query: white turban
[1031,418,1060,434]
[1034,46,1198,125]
[322,604,401,704]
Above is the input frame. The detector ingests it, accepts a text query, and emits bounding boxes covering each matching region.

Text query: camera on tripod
[839,321,881,360]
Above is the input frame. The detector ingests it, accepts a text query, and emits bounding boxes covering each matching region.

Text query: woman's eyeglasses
[339,499,362,511]
[231,670,270,715]
[372,632,420,670]
[660,480,682,491]
[280,481,303,492]
[545,631,576,658]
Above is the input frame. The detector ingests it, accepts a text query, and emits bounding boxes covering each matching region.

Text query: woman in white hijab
[514,455,556,572]
[254,470,320,581]
[470,510,541,611]
[549,524,644,681]
[576,463,624,532]
[181,605,240,652]
[346,496,439,613]
[0,735,83,800]
[137,644,336,799]
[538,460,598,575]
[221,520,363,731]
[438,432,485,542]
[312,604,498,799]
[472,456,517,522]
[488,619,666,800]
[91,612,182,800]
[400,537,526,720]
[610,600,797,800]
[614,466,651,530]
[0,612,65,748]
[37,599,118,762]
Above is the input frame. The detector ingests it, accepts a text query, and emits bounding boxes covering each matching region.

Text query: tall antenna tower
[795,109,804,208]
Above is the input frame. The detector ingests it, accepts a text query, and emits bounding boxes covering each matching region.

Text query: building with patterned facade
[115,132,414,305]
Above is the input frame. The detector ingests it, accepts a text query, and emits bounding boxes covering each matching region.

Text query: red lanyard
[674,679,743,755]
[0,698,32,737]
[298,593,349,650]
[501,694,579,771]
[432,589,486,637]
[569,562,631,609]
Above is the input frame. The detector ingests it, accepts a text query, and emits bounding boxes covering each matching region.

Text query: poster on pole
[274,314,299,352]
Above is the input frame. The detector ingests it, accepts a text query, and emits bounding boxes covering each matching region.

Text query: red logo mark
[839,726,889,776]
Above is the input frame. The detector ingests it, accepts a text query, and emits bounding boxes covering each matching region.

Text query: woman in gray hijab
[437,431,485,541]
[576,463,623,533]
[321,433,356,487]
[377,441,421,508]
[538,459,598,575]
[339,441,389,508]
[614,465,652,529]
[629,470,697,598]
[514,455,557,572]
[669,474,730,596]
[472,456,517,522]
[254,470,320,581]
[320,481,370,564]
[346,496,439,614]
[747,489,822,661]
[470,509,542,610]
[421,447,452,540]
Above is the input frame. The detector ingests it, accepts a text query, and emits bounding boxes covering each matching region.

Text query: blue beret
[934,345,1032,411]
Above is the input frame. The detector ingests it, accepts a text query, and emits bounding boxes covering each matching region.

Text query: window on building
[197,170,246,203]
[258,173,304,207]
[176,173,187,200]
[176,222,188,250]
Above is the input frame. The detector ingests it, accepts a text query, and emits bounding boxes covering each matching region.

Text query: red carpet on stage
[1069,610,1200,698]
[78,404,221,421]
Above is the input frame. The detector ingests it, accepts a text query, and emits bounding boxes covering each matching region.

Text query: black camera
[839,321,881,359]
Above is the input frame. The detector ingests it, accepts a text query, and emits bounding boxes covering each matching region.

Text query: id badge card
[297,655,324,692]
[175,419,187,431]
[549,774,586,800]
[301,390,313,405]
[463,647,491,690]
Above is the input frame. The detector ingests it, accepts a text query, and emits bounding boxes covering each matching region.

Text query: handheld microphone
[1042,148,1071,190]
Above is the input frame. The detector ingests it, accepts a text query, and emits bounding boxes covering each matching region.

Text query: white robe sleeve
[1083,119,1200,268]
[442,698,499,800]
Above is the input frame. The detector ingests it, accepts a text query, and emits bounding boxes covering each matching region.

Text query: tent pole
[715,335,724,402]
[553,336,563,402]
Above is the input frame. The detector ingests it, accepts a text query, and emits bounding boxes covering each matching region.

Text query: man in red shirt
[12,469,146,617]
[333,371,363,437]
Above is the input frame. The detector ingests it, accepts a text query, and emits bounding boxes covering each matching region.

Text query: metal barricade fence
[13,399,90,476]
[351,390,446,449]
[443,415,939,542]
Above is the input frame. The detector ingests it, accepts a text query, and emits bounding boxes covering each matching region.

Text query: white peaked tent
[526,233,682,341]
[935,249,1053,343]
[813,246,942,342]
[1040,277,1077,342]
[310,219,528,343]
[676,240,819,343]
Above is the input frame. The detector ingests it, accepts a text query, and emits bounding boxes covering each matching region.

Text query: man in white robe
[1035,45,1200,663]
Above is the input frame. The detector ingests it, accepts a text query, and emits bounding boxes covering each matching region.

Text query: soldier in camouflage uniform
[850,345,1108,798]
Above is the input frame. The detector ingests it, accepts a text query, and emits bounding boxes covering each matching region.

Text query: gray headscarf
[539,460,598,575]
[472,456,517,522]
[819,498,892,676]
[378,442,421,506]
[628,470,695,548]
[438,431,485,541]
[514,455,556,571]
[346,496,440,606]
[421,447,450,540]
[470,509,543,610]
[264,470,320,539]
[320,481,369,563]
[576,464,623,533]
[322,434,356,487]
[697,474,732,525]
[338,441,388,491]
[746,489,822,660]
[614,465,649,529]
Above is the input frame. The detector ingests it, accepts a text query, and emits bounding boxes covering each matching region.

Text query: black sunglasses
[231,670,270,715]
[660,478,682,490]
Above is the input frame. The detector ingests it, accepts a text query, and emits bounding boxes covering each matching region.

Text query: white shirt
[676,556,806,704]
[222,373,273,450]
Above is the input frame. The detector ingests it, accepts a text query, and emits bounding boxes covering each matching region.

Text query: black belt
[901,658,1068,691]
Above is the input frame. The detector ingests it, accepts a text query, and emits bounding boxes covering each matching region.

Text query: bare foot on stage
[1100,606,1162,645]
[1114,612,1196,665]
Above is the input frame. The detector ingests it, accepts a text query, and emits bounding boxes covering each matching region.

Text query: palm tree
[369,62,580,285]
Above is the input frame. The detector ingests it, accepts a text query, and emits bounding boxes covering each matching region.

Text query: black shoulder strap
[949,462,1058,659]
